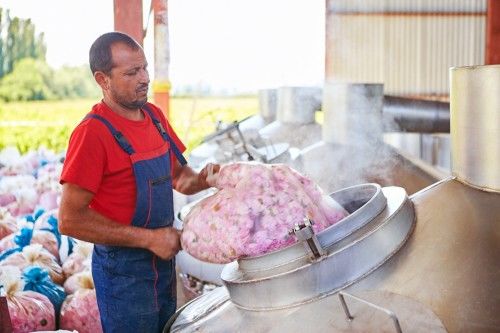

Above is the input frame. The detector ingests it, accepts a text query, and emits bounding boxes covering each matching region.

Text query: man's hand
[199,163,221,188]
[172,161,221,194]
[147,227,182,260]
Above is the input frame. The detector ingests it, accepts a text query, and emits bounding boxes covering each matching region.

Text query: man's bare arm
[58,183,180,260]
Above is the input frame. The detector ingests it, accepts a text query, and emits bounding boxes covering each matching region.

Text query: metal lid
[222,186,414,310]
[236,183,387,273]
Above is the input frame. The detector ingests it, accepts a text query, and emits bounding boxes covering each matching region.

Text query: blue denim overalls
[86,105,187,333]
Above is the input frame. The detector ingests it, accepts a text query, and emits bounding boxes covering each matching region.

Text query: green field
[0,97,258,154]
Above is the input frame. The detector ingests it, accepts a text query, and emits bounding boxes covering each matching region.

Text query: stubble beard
[111,88,148,110]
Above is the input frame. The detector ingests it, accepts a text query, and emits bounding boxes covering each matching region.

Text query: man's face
[107,42,150,110]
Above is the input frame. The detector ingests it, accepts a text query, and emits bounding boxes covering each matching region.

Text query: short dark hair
[89,32,141,75]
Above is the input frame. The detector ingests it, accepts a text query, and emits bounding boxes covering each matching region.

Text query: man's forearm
[173,166,209,194]
[59,207,153,249]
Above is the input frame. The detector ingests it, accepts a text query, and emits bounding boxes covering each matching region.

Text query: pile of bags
[0,147,100,333]
[1,148,349,330]
[181,162,348,263]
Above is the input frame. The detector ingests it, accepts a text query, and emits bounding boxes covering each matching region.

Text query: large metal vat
[187,89,278,169]
[257,86,323,152]
[166,65,500,332]
[294,82,438,194]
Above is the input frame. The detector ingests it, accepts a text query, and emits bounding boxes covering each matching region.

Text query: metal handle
[288,218,325,260]
[338,291,403,333]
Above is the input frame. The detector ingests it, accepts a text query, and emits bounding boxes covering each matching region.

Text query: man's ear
[94,71,110,90]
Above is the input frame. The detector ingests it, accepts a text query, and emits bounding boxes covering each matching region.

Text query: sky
[1,0,325,93]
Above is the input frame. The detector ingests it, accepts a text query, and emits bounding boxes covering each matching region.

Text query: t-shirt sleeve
[60,121,106,193]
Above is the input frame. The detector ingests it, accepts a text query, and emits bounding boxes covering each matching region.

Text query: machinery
[187,88,278,169]
[257,86,323,162]
[166,65,500,332]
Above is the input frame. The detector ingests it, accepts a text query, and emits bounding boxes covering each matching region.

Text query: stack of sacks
[63,270,94,295]
[0,147,63,217]
[0,244,65,285]
[0,175,38,217]
[23,266,66,314]
[181,162,348,263]
[0,208,18,239]
[0,266,56,332]
[35,163,64,211]
[59,241,100,333]
[0,226,60,261]
[62,241,93,277]
[34,210,76,263]
[0,147,100,331]
[59,272,102,333]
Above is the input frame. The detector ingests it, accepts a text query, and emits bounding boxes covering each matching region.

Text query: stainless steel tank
[166,65,500,332]
[293,82,385,192]
[257,86,323,152]
[187,89,278,169]
[293,82,436,195]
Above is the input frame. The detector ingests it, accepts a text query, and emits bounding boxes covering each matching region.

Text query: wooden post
[486,0,500,64]
[114,0,144,46]
[0,296,12,333]
[153,0,171,118]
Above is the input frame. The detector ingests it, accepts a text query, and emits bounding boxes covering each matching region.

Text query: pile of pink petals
[182,162,348,263]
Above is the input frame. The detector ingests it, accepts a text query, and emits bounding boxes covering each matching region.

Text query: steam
[257,86,323,150]
[292,82,399,193]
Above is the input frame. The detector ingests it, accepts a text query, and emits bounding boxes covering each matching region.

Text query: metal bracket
[289,218,326,261]
[338,291,403,333]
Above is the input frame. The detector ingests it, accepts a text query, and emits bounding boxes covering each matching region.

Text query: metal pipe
[383,95,450,133]
[258,89,277,121]
[338,292,403,333]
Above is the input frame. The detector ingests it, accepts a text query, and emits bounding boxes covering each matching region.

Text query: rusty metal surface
[486,0,500,64]
[113,0,144,45]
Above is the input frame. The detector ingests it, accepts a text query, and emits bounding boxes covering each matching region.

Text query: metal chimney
[322,82,384,145]
[450,65,500,192]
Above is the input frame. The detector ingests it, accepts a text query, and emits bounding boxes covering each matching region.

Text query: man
[58,32,219,333]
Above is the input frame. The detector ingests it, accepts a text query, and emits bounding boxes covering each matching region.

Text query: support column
[153,0,171,118]
[325,0,334,80]
[486,0,500,64]
[113,0,144,46]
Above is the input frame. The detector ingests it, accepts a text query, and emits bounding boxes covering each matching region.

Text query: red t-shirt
[60,101,186,225]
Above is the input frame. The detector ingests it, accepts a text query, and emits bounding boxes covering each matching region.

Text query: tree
[0,58,55,101]
[0,8,46,78]
[51,65,101,99]
[0,9,4,78]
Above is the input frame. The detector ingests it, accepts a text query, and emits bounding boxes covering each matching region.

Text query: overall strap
[142,104,188,166]
[84,114,135,155]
